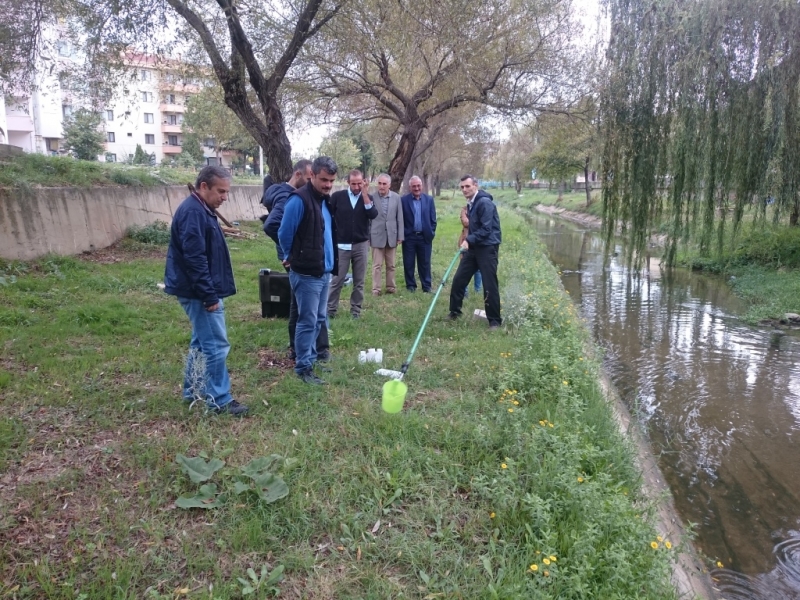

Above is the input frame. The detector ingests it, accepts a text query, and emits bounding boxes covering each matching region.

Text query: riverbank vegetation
[0,200,678,598]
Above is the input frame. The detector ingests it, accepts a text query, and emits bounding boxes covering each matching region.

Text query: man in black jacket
[327,169,378,318]
[164,166,248,415]
[448,175,502,328]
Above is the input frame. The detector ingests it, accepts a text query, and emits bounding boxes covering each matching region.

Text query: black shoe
[298,370,327,385]
[489,324,501,330]
[448,312,459,321]
[287,348,297,361]
[211,399,249,417]
[315,363,332,373]
[406,287,416,293]
[422,288,432,293]
[351,313,360,319]
[317,352,331,363]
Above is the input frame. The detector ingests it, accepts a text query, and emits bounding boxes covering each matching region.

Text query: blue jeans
[290,271,330,374]
[465,270,482,296]
[178,297,232,408]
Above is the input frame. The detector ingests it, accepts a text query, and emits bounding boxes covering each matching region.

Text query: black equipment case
[258,268,291,318]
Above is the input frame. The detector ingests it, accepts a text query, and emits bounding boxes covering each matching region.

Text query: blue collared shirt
[412,196,422,231]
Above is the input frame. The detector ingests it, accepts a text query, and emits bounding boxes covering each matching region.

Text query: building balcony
[159,81,201,94]
[163,144,182,154]
[7,114,35,132]
[161,123,182,133]
[159,103,185,113]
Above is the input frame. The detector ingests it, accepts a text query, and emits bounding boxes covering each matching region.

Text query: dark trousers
[449,244,501,325]
[288,280,329,356]
[402,233,432,291]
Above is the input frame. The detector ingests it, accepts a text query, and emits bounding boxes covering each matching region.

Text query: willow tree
[602,0,800,267]
[304,0,584,191]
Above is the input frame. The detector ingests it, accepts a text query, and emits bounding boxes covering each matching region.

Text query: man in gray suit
[369,173,404,295]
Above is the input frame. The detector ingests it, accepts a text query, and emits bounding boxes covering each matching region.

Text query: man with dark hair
[164,165,248,416]
[262,159,327,361]
[400,175,437,292]
[327,169,378,318]
[278,157,339,385]
[448,175,502,329]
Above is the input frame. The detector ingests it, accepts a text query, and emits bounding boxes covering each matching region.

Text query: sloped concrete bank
[0,185,264,260]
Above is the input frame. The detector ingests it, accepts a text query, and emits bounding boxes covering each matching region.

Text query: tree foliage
[307,0,584,191]
[180,133,205,164]
[62,108,105,160]
[602,0,800,267]
[318,135,361,175]
[183,87,252,159]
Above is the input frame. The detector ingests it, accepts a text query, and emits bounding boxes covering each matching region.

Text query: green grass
[473,187,603,218]
[0,154,267,189]
[0,198,677,598]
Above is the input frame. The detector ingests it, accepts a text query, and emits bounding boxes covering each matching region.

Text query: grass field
[0,198,677,598]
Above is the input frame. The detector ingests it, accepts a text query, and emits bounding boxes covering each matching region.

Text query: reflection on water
[530,214,800,599]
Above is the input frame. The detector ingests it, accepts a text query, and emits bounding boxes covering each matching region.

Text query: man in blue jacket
[164,166,248,416]
[400,176,437,292]
[278,157,339,385]
[448,175,502,328]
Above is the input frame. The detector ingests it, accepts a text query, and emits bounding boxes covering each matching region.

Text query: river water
[528,212,800,599]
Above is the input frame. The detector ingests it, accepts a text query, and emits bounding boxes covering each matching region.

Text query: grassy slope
[0,154,264,188]
[0,199,676,598]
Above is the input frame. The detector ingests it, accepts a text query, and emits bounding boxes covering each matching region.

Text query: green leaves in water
[174,452,296,510]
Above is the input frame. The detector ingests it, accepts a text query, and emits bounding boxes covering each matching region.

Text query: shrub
[127,221,171,245]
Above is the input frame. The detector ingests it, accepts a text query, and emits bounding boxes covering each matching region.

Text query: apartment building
[2,48,232,167]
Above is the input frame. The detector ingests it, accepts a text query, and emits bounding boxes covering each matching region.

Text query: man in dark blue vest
[327,170,378,318]
[278,157,339,385]
[400,176,437,292]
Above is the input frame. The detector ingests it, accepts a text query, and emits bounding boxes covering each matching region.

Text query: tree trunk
[584,155,592,206]
[791,199,799,226]
[434,172,442,197]
[515,174,522,194]
[501,180,504,189]
[557,181,563,202]
[388,124,423,193]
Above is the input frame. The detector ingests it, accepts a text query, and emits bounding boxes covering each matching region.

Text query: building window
[106,153,117,162]
[62,105,73,118]
[144,113,154,124]
[106,110,114,121]
[204,137,214,147]
[164,94,176,104]
[184,94,192,104]
[168,135,179,146]
[107,132,116,143]
[145,134,155,144]
[140,69,151,81]
[166,114,178,125]
[141,91,153,102]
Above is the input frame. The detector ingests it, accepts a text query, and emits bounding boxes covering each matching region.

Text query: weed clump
[127,221,170,245]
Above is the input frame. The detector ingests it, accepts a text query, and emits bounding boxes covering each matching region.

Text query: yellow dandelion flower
[513,400,519,405]
[530,564,538,572]
[548,423,554,428]
[501,463,508,469]
[455,373,460,377]
[650,541,658,549]
[490,512,496,519]
[577,477,584,483]
[539,420,546,426]
[657,536,663,542]
[536,550,541,554]
[716,561,723,568]
[544,570,550,577]
[665,541,672,549]
[508,408,514,413]
[563,381,569,385]
[549,556,557,562]
[543,558,551,565]
[553,365,558,369]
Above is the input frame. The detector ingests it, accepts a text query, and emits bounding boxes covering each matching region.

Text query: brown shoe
[386,289,396,294]
[372,291,381,296]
